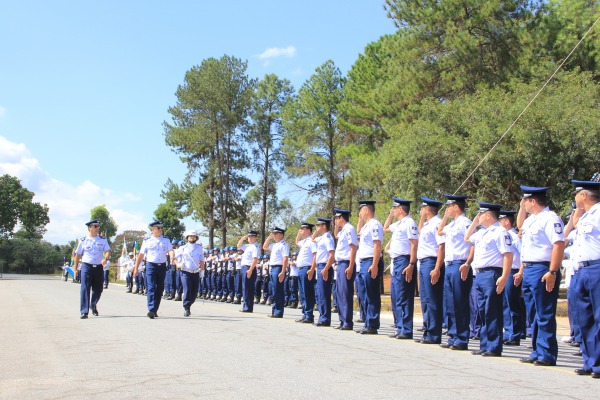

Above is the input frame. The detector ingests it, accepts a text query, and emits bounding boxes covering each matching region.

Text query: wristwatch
[549,270,557,275]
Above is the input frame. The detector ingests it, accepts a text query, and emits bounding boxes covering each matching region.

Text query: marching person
[236,230,260,313]
[356,200,384,334]
[133,220,175,319]
[465,202,513,357]
[333,207,358,331]
[295,222,317,323]
[263,227,290,318]
[517,186,565,366]
[174,230,205,317]
[311,217,336,327]
[437,194,473,350]
[384,198,419,340]
[570,180,600,377]
[73,219,111,319]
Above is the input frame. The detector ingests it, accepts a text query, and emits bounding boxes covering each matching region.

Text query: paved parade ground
[0,274,597,399]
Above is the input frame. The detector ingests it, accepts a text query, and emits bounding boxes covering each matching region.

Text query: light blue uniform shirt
[139,235,172,263]
[335,223,357,262]
[574,202,600,262]
[177,243,204,272]
[241,243,259,266]
[297,237,316,267]
[442,214,472,262]
[521,207,564,262]
[469,223,512,270]
[417,215,445,259]
[506,228,522,269]
[269,240,290,265]
[389,216,419,258]
[358,218,384,259]
[76,235,110,265]
[315,232,335,264]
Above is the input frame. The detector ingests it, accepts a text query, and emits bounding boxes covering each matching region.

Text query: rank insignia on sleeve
[554,223,563,234]
[504,235,512,246]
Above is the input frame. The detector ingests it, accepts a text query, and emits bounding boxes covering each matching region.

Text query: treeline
[162,0,600,248]
[0,233,72,274]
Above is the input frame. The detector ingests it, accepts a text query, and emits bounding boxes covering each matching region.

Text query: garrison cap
[444,194,468,205]
[300,221,315,229]
[358,200,376,209]
[477,201,502,213]
[149,220,163,228]
[392,197,411,207]
[520,185,549,198]
[271,226,286,234]
[420,196,443,208]
[85,219,100,226]
[316,217,332,225]
[571,180,600,194]
[499,210,517,219]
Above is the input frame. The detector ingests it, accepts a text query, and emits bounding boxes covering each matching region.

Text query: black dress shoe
[533,359,556,366]
[388,333,399,338]
[503,340,520,346]
[417,326,426,332]
[340,326,353,331]
[569,341,582,347]
[358,327,378,335]
[575,368,592,375]
[333,325,342,330]
[332,307,339,313]
[592,372,600,379]
[91,308,98,316]
[295,317,307,322]
[482,351,501,357]
[414,338,423,343]
[315,321,331,327]
[420,339,437,344]
[439,343,452,349]
[301,319,314,324]
[239,310,252,313]
[184,309,191,317]
[451,345,468,351]
[471,350,485,355]
[357,318,365,323]
[147,311,155,319]
[396,333,413,339]
[519,357,536,363]
[267,314,282,318]
[80,314,88,319]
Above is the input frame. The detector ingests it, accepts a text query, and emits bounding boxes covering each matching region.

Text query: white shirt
[297,237,316,267]
[506,228,522,269]
[521,207,564,262]
[358,218,383,259]
[573,202,600,262]
[240,243,259,266]
[469,223,512,270]
[335,223,357,261]
[389,216,419,258]
[417,215,445,259]
[139,235,172,264]
[289,259,299,276]
[103,260,111,271]
[315,232,335,264]
[227,254,235,271]
[269,240,290,265]
[76,235,111,265]
[177,243,204,272]
[442,214,472,261]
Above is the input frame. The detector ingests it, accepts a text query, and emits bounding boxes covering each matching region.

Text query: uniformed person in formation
[516,186,565,366]
[102,258,111,289]
[125,252,135,293]
[333,207,357,331]
[263,227,290,318]
[356,200,384,334]
[295,222,317,323]
[415,197,445,344]
[174,230,205,317]
[288,252,299,308]
[437,194,473,350]
[73,219,111,319]
[236,230,260,313]
[570,180,600,378]
[384,198,418,340]
[233,246,244,304]
[174,240,185,301]
[311,217,336,327]
[164,239,179,300]
[464,202,513,356]
[133,220,175,319]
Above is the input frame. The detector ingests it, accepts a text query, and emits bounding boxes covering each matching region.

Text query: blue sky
[0,1,397,245]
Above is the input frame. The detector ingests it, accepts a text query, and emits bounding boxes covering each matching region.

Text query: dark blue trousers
[241,266,256,312]
[356,269,366,321]
[284,275,290,303]
[210,271,217,296]
[80,263,103,315]
[567,271,582,343]
[574,261,600,372]
[298,266,315,321]
[392,255,417,336]
[522,263,560,363]
[181,271,199,309]
[226,270,234,298]
[359,257,383,330]
[270,266,285,317]
[146,263,166,313]
[255,276,263,302]
[445,260,472,346]
[476,268,504,353]
[419,257,444,342]
[234,270,243,299]
[126,271,133,289]
[503,269,523,342]
[469,280,482,338]
[316,263,333,324]
[289,276,299,302]
[103,270,109,287]
[332,280,337,308]
[336,260,355,328]
[165,266,173,294]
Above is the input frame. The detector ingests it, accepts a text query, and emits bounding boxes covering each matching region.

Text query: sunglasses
[154,226,163,230]
[91,224,100,228]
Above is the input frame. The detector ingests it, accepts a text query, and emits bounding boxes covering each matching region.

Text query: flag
[121,237,127,255]
[70,239,78,266]
[133,240,139,258]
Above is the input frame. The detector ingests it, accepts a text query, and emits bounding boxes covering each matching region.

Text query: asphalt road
[0,274,597,400]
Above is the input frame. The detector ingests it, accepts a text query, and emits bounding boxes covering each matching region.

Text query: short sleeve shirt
[297,237,317,267]
[269,240,290,265]
[469,223,512,270]
[358,218,384,259]
[76,235,111,265]
[139,235,172,263]
[573,202,600,262]
[442,214,472,261]
[315,232,335,264]
[521,207,565,262]
[241,243,259,266]
[177,243,204,272]
[335,223,357,262]
[389,216,419,258]
[417,215,445,259]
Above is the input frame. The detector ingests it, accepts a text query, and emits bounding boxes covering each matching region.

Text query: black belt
[147,262,167,267]
[579,259,600,268]
[419,256,436,262]
[298,265,311,269]
[478,267,502,272]
[83,262,102,268]
[523,261,550,267]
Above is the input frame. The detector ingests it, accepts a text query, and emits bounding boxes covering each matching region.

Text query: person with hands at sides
[174,230,204,317]
[333,207,358,331]
[295,222,317,324]
[310,218,336,327]
[516,186,565,367]
[236,230,261,313]
[464,202,513,357]
[415,197,446,344]
[263,227,290,318]
[132,220,175,319]
[384,198,419,340]
[355,200,384,335]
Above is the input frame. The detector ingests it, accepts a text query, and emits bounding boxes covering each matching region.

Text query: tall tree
[246,74,294,245]
[282,60,347,213]
[90,205,118,243]
[153,202,186,242]
[0,174,50,240]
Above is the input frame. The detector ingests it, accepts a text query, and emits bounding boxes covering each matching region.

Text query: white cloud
[0,136,147,244]
[0,105,5,118]
[257,46,297,65]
